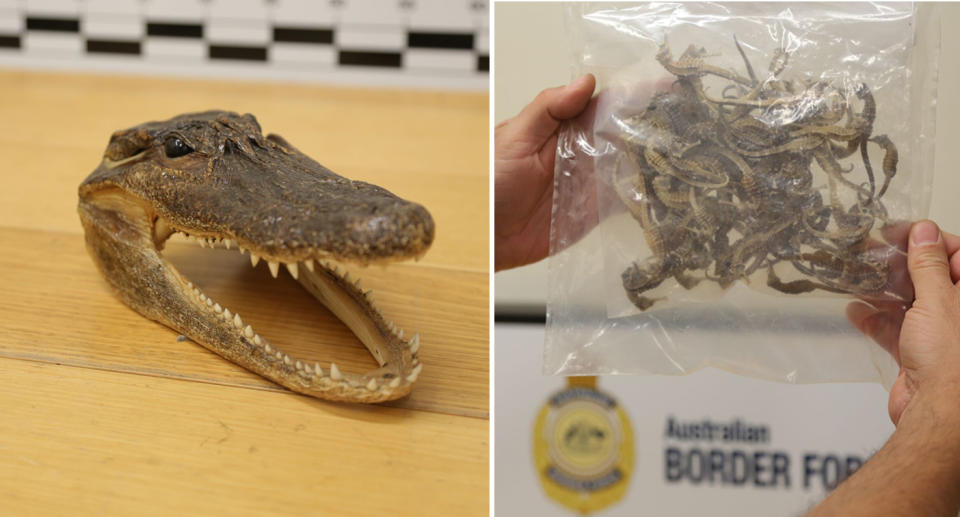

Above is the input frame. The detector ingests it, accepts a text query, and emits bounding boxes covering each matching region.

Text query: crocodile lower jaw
[160,226,422,402]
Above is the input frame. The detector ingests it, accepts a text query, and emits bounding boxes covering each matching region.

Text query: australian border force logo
[534,382,633,514]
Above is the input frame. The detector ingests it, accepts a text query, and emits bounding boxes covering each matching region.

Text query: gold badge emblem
[533,377,633,514]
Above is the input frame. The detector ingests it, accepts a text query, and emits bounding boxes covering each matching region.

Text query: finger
[943,231,960,284]
[847,301,901,361]
[944,230,960,256]
[951,250,960,287]
[882,222,960,256]
[512,74,596,148]
[907,220,954,304]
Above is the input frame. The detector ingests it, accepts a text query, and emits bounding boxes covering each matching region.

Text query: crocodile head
[78,111,434,403]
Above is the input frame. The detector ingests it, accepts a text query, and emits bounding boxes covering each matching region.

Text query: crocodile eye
[164,137,194,158]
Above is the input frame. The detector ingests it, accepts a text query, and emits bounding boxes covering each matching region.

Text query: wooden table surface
[0,70,489,516]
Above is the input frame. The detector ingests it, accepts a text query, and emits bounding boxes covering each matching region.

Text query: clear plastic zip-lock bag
[545,2,940,386]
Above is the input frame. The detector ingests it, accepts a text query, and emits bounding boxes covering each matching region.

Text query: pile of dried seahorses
[614,38,899,311]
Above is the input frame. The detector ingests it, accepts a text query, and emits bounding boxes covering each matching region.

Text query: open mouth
[154,220,422,401]
[79,111,433,404]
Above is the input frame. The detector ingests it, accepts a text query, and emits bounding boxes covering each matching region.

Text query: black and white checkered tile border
[0,0,488,90]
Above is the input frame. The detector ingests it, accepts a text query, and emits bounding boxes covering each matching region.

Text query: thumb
[907,220,953,303]
[510,74,596,148]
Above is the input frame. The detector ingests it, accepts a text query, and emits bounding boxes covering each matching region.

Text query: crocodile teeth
[389,377,401,388]
[233,313,243,329]
[283,355,291,365]
[213,303,222,313]
[243,325,254,338]
[295,360,302,370]
[254,334,262,346]
[286,262,298,279]
[268,261,279,278]
[223,239,233,249]
[239,246,246,255]
[410,333,420,354]
[276,351,283,360]
[344,271,351,283]
[223,308,232,320]
[314,362,322,376]
[330,363,342,380]
[250,254,260,267]
[303,259,314,272]
[355,278,362,290]
[206,298,213,307]
[366,378,377,391]
[397,328,403,340]
[406,364,422,383]
[264,343,271,353]
[186,281,193,289]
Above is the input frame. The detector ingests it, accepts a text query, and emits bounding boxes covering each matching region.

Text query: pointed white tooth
[304,259,314,272]
[233,313,243,329]
[199,293,207,302]
[286,262,298,279]
[397,329,403,340]
[186,281,193,289]
[366,378,377,391]
[330,363,342,380]
[223,308,232,320]
[406,364,423,383]
[389,377,401,388]
[355,278,362,290]
[243,325,254,338]
[238,245,246,255]
[254,334,262,345]
[344,271,351,283]
[295,360,302,370]
[283,355,291,365]
[268,261,279,278]
[213,303,222,313]
[223,239,233,250]
[314,362,322,376]
[250,254,260,267]
[410,333,420,354]
[276,351,283,360]
[193,288,200,297]
[206,298,213,307]
[264,343,271,353]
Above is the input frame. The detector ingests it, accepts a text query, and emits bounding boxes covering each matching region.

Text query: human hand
[846,220,960,426]
[494,74,596,271]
